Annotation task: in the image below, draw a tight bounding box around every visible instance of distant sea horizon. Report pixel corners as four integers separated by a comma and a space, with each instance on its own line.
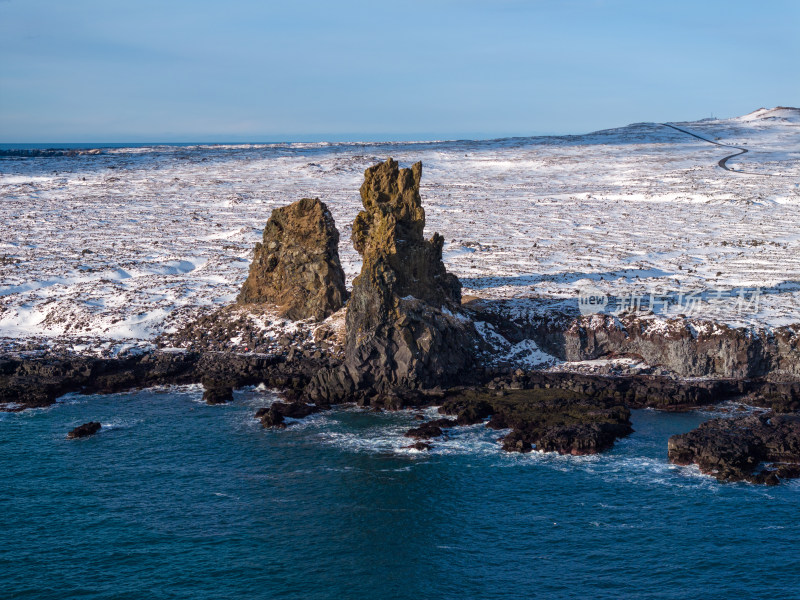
0, 122, 636, 151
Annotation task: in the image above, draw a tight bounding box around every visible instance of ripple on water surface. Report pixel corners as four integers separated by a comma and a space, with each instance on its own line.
1, 388, 799, 600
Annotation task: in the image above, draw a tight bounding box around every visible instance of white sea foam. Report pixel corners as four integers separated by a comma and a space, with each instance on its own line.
262, 406, 743, 490
101, 417, 142, 431
55, 392, 90, 405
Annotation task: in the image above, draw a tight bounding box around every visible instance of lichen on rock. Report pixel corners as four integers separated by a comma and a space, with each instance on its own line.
237, 197, 347, 322
350, 159, 461, 310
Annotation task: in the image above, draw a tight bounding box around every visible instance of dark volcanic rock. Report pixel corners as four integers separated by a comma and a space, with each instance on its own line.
561, 314, 783, 379
202, 379, 234, 405
306, 159, 479, 405
471, 369, 749, 412
237, 197, 347, 321
405, 441, 432, 451
440, 388, 633, 455
404, 418, 456, 439
0, 352, 200, 411
67, 421, 101, 439
469, 301, 800, 380
668, 412, 800, 484
256, 401, 320, 428
405, 423, 443, 439
452, 399, 493, 425
0, 349, 335, 412
2, 345, 797, 418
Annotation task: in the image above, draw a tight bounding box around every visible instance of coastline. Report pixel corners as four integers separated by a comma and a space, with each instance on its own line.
3, 332, 800, 484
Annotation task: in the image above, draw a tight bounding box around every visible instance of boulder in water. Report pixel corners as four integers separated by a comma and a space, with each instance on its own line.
67, 421, 101, 439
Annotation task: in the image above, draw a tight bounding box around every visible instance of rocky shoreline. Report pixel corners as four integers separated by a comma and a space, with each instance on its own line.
4, 158, 800, 485
668, 413, 800, 485
0, 349, 326, 411
4, 343, 800, 483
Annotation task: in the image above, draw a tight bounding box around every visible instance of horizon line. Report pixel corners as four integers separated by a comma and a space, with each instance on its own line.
2, 107, 792, 147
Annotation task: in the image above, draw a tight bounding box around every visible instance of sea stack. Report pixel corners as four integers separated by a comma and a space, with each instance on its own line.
238, 197, 347, 321
307, 159, 479, 406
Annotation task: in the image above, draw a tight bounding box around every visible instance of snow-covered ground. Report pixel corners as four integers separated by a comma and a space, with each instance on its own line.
1, 107, 799, 351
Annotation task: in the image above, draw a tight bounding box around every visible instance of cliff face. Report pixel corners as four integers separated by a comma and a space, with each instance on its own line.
237, 197, 347, 321
559, 314, 800, 379
307, 159, 479, 406
466, 299, 800, 379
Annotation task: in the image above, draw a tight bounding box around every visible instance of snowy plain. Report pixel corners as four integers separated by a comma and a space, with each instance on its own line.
1, 107, 799, 352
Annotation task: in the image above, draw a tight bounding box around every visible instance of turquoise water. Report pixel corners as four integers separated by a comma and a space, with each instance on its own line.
2, 386, 799, 600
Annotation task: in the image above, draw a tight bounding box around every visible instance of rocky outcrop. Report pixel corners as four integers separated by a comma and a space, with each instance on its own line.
668, 412, 800, 484
478, 369, 753, 411
67, 422, 101, 439
467, 300, 800, 379
439, 388, 633, 455
255, 401, 320, 428
0, 350, 328, 412
0, 352, 199, 411
404, 418, 456, 439
237, 197, 347, 321
561, 314, 800, 379
158, 303, 346, 359
405, 441, 432, 451
202, 378, 234, 405
350, 159, 461, 307
3, 344, 798, 415
306, 159, 479, 405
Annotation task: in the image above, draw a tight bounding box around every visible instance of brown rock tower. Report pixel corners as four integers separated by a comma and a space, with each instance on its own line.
238, 197, 347, 321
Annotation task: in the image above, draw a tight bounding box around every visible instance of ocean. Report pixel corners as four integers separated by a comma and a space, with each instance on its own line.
2, 386, 798, 599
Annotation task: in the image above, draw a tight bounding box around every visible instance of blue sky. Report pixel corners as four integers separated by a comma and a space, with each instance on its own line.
0, 0, 797, 142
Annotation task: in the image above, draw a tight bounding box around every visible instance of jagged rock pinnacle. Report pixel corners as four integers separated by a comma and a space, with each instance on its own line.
306, 159, 478, 406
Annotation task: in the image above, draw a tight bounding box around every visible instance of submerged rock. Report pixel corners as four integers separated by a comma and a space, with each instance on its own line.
668, 412, 800, 484
404, 418, 456, 439
67, 421, 101, 439
405, 441, 432, 451
307, 159, 479, 405
238, 197, 347, 321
